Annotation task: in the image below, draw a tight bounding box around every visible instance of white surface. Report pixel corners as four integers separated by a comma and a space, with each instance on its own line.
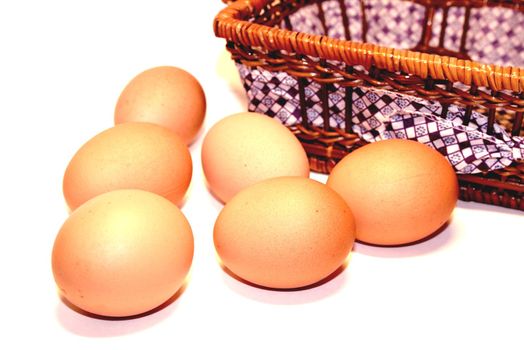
1, 1, 523, 349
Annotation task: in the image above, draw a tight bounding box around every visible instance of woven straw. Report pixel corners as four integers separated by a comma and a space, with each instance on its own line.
214, 0, 524, 210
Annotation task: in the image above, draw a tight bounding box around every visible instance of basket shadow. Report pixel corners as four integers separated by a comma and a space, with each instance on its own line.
55, 278, 189, 337
219, 257, 350, 305
456, 199, 523, 215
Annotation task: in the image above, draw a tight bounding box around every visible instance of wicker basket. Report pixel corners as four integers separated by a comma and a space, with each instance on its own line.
214, 0, 524, 211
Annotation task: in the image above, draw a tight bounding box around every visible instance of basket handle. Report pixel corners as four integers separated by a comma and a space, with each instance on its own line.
214, 0, 524, 93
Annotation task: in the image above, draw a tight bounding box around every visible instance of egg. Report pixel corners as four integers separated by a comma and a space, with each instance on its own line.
52, 189, 194, 317
201, 112, 310, 203
63, 122, 192, 211
114, 66, 206, 145
327, 139, 458, 246
214, 177, 356, 289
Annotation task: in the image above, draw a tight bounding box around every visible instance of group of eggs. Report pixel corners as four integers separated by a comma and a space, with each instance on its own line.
52, 66, 459, 318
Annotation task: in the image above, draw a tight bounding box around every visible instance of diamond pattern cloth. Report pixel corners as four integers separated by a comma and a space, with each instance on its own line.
285, 0, 524, 67
385, 110, 524, 174
352, 87, 524, 173
234, 0, 524, 174
237, 63, 524, 174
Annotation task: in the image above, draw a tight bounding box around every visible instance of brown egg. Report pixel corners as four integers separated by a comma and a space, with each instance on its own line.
63, 122, 192, 211
214, 177, 356, 289
52, 189, 194, 317
201, 112, 310, 203
114, 66, 206, 145
327, 139, 458, 246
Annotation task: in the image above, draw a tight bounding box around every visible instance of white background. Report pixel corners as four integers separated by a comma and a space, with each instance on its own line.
1, 1, 523, 349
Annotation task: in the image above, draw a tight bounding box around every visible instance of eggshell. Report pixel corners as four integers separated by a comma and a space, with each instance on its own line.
201, 112, 310, 203
52, 189, 194, 317
327, 139, 458, 246
214, 177, 356, 289
114, 66, 206, 145
63, 122, 192, 211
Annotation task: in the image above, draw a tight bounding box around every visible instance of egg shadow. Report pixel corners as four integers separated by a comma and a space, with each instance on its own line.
187, 124, 206, 152
353, 216, 455, 258
55, 278, 190, 337
220, 256, 351, 305
200, 175, 227, 212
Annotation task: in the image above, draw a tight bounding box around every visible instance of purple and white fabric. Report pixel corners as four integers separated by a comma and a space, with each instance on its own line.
234, 0, 524, 174
287, 0, 524, 67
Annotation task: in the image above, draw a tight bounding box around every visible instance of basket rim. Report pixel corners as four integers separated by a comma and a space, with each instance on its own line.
214, 0, 524, 93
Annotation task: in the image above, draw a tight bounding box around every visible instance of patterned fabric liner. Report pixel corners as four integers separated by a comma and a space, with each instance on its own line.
237, 64, 524, 174
383, 110, 524, 174
288, 0, 524, 67
234, 0, 524, 174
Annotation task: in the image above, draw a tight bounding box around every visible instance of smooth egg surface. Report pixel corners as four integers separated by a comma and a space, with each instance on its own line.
327, 139, 458, 246
214, 177, 356, 289
114, 66, 206, 145
52, 189, 194, 317
63, 122, 192, 210
201, 112, 310, 203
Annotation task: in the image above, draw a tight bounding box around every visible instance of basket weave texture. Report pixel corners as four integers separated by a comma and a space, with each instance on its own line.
214, 0, 524, 211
